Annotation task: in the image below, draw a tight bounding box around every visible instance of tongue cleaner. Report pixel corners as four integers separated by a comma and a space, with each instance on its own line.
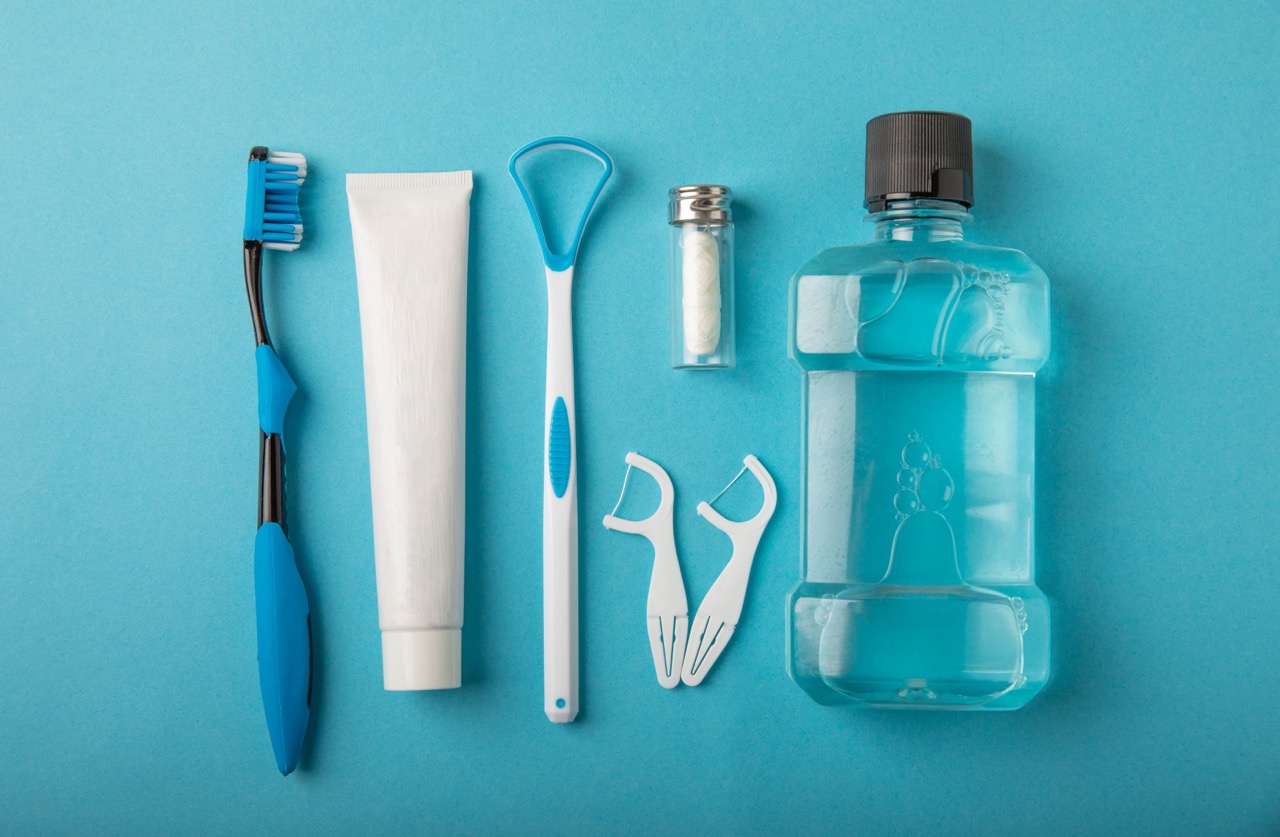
510, 137, 613, 723
602, 453, 689, 689
682, 455, 778, 686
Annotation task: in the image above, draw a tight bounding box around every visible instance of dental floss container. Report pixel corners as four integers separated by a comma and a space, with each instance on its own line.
669, 185, 735, 369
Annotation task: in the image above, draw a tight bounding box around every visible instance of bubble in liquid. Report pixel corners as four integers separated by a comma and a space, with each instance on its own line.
901, 440, 931, 469
897, 468, 916, 489
916, 467, 954, 510
894, 489, 920, 515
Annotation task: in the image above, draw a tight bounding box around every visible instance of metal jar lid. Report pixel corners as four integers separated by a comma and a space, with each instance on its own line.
668, 185, 732, 225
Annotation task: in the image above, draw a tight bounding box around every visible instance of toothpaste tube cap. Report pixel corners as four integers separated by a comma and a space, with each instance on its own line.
382, 628, 462, 690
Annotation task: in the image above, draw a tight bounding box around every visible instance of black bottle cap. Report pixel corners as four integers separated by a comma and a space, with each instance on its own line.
864, 111, 973, 212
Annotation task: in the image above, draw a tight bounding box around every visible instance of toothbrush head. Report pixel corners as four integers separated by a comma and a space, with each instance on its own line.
243, 146, 306, 250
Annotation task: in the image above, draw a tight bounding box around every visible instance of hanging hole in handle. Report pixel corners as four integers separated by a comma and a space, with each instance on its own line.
509, 137, 613, 271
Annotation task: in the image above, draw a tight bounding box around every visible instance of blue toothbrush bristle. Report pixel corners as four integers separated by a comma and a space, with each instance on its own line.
244, 150, 306, 250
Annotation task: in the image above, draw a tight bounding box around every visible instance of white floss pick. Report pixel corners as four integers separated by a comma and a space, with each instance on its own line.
681, 225, 721, 356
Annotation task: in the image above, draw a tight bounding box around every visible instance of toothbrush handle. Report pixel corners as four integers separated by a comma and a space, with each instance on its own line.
253, 511, 311, 775
252, 340, 310, 773
543, 267, 578, 723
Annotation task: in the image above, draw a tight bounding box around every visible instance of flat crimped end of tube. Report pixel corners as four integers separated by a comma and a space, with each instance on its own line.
346, 171, 473, 190
382, 629, 462, 690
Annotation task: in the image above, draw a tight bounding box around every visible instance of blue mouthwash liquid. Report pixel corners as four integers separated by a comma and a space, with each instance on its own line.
787, 112, 1050, 709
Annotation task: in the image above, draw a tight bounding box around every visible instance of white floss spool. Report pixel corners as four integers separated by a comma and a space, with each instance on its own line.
681, 225, 721, 356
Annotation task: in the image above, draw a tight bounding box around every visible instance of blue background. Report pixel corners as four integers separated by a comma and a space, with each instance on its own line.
2, 1, 1278, 833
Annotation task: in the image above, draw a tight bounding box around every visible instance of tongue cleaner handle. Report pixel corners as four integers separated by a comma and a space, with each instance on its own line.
602, 453, 690, 689
683, 455, 777, 686
543, 268, 578, 722
509, 137, 613, 723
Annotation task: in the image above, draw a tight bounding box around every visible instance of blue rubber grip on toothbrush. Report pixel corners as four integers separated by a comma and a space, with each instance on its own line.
253, 344, 309, 776
254, 522, 310, 776
256, 344, 296, 435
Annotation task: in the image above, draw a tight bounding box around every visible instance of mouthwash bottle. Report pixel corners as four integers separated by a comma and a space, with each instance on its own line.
787, 112, 1050, 709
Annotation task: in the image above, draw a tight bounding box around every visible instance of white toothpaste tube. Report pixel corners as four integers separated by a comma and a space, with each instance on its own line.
346, 171, 472, 690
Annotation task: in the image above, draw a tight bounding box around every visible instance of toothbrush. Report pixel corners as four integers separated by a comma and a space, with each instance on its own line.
509, 137, 613, 723
242, 146, 311, 774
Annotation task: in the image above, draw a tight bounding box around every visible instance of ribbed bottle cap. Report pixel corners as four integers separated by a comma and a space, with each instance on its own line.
864, 111, 973, 212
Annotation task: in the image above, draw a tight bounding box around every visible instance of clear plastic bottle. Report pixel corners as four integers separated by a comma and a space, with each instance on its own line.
787, 112, 1050, 709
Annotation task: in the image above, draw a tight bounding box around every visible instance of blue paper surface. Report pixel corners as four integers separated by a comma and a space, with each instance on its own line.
2, 1, 1278, 833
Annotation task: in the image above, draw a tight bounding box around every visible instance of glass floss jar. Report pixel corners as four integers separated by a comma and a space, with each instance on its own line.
669, 185, 735, 369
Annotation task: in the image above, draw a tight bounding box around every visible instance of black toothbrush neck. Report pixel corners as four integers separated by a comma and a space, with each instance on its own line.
243, 239, 271, 347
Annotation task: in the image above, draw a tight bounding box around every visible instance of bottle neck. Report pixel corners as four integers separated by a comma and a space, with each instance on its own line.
868, 199, 970, 242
